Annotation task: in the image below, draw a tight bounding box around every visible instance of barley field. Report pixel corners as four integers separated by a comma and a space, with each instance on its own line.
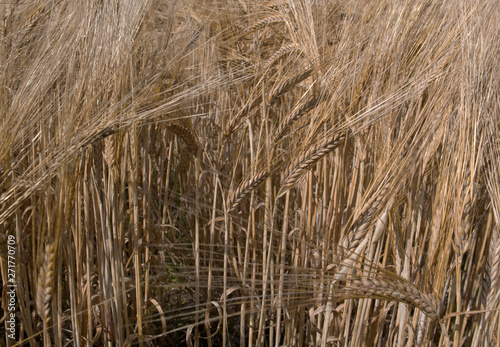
1, 0, 499, 346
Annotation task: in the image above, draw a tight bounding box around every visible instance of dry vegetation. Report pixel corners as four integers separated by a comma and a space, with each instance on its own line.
1, 0, 500, 346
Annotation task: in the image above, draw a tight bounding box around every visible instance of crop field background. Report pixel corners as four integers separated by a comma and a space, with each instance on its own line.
1, 0, 499, 346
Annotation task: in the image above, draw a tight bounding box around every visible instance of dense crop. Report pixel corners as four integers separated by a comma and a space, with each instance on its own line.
1, 1, 499, 346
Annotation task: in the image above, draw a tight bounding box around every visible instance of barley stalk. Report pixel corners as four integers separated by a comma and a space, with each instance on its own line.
21, 5, 46, 33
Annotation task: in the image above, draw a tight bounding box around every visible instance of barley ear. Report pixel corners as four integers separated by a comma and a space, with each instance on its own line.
485, 226, 500, 309
242, 15, 285, 35
228, 168, 276, 213
273, 94, 322, 143
278, 133, 345, 198
36, 242, 56, 323
103, 136, 116, 167
264, 43, 302, 71
268, 68, 313, 106
340, 182, 390, 254
347, 277, 441, 320
166, 121, 199, 155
